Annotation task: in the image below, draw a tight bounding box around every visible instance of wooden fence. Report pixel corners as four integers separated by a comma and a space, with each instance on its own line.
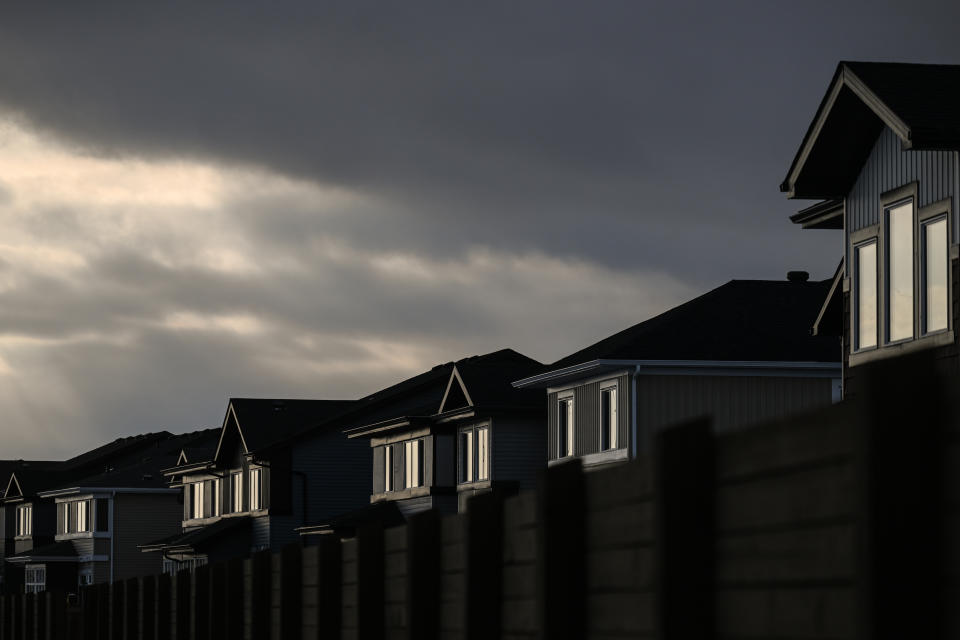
0, 351, 957, 639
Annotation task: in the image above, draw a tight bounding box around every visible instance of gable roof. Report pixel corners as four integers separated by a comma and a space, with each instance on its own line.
344, 349, 544, 438
212, 398, 355, 462
544, 278, 839, 371
782, 61, 960, 200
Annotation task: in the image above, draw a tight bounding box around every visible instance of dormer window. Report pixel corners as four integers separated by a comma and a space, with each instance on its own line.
15, 504, 32, 537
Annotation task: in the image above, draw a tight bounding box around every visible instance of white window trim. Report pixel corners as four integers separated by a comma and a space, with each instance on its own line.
404, 439, 423, 489
918, 199, 952, 337
384, 445, 393, 492
24, 564, 45, 594
248, 467, 263, 512
231, 470, 244, 513
599, 382, 619, 452
15, 504, 32, 537
852, 233, 879, 353
883, 196, 916, 345
557, 392, 575, 459
458, 423, 490, 485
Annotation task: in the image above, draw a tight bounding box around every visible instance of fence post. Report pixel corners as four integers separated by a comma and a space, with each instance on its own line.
223, 559, 243, 640
654, 417, 715, 640
140, 575, 156, 640
536, 459, 585, 640
33, 591, 45, 640
247, 550, 271, 640
156, 574, 171, 640
43, 591, 64, 640
174, 570, 192, 640
406, 509, 440, 640
356, 523, 384, 640
857, 353, 946, 640
192, 565, 210, 640
122, 578, 138, 640
313, 534, 342, 640
23, 592, 34, 640
465, 491, 505, 640
277, 544, 302, 640
207, 563, 225, 640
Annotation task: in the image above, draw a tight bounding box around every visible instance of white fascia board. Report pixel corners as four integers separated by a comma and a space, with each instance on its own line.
39, 487, 179, 499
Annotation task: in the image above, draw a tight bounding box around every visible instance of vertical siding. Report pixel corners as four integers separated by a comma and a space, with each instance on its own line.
373, 446, 385, 494
617, 373, 630, 450
635, 375, 834, 453
847, 128, 956, 232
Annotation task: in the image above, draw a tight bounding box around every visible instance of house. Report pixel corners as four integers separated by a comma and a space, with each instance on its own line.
781, 61, 960, 395
0, 460, 57, 592
142, 398, 370, 573
513, 277, 841, 467
315, 348, 545, 528
1, 430, 213, 593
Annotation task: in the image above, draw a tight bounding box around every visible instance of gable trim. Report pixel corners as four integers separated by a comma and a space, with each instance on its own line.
438, 366, 473, 414
3, 473, 23, 500
782, 63, 912, 197
813, 260, 844, 337
212, 402, 250, 463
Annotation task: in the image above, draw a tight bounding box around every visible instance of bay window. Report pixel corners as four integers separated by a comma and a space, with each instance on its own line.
15, 504, 32, 537
854, 240, 878, 350
922, 215, 949, 334
600, 385, 618, 451
885, 199, 914, 343
249, 467, 263, 511
230, 471, 243, 512
404, 439, 423, 489
557, 395, 574, 458
384, 445, 394, 492
458, 424, 489, 484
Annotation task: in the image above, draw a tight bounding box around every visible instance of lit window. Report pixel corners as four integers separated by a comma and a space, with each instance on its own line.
600, 386, 618, 451
922, 216, 948, 334
384, 445, 393, 492
558, 396, 574, 458
886, 200, 914, 342
249, 468, 263, 511
190, 483, 204, 520
231, 471, 243, 513
404, 439, 423, 489
15, 505, 32, 537
76, 500, 89, 532
477, 427, 489, 481
854, 240, 878, 350
211, 479, 221, 517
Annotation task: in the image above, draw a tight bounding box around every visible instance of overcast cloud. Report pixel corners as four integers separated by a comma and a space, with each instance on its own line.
1, 2, 959, 457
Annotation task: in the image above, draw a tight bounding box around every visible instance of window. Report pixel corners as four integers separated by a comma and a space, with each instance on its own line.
854, 240, 878, 350
404, 439, 423, 489
477, 427, 489, 481
58, 500, 92, 534
24, 565, 45, 594
885, 200, 914, 343
230, 471, 244, 513
210, 478, 221, 517
922, 216, 949, 334
15, 505, 32, 537
189, 482, 204, 520
249, 467, 262, 511
384, 445, 393, 492
600, 386, 618, 451
458, 430, 473, 483
459, 425, 489, 484
558, 396, 574, 458
78, 571, 94, 588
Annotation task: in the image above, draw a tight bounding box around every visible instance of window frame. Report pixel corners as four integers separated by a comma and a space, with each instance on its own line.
24, 564, 45, 594
248, 467, 263, 512
230, 470, 244, 513
557, 392, 575, 459
919, 200, 951, 337
599, 383, 619, 452
384, 444, 394, 492
15, 504, 32, 537
458, 423, 490, 485
851, 231, 879, 353
883, 196, 916, 345
403, 438, 423, 489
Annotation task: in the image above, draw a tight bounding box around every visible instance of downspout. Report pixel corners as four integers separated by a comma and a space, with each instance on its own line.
631, 370, 639, 459
109, 491, 115, 584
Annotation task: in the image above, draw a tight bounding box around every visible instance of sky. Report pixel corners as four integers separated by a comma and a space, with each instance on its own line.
1, 2, 959, 457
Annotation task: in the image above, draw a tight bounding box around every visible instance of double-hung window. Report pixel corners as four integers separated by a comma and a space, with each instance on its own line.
557, 394, 574, 458
24, 565, 45, 594
458, 425, 490, 484
248, 467, 263, 511
885, 199, 914, 343
59, 500, 92, 534
404, 439, 423, 489
15, 505, 32, 537
599, 385, 618, 451
189, 482, 204, 520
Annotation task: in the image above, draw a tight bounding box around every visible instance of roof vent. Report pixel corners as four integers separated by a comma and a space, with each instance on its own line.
787, 270, 809, 283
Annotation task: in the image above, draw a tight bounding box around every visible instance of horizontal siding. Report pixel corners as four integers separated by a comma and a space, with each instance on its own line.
114, 493, 181, 580
848, 127, 956, 232
489, 417, 546, 493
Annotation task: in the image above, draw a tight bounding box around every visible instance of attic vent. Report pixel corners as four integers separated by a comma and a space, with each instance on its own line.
787, 270, 810, 283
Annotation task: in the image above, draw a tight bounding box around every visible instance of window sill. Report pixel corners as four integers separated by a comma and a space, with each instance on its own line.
849, 329, 954, 367
457, 479, 492, 491
371, 485, 452, 502
54, 532, 94, 541
549, 448, 629, 468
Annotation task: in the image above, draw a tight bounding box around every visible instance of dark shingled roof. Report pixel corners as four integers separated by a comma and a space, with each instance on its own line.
228, 398, 356, 453
7, 540, 78, 561
448, 350, 544, 410
549, 279, 839, 369
139, 516, 251, 552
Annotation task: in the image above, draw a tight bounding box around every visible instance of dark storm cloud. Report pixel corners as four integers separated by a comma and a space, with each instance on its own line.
5, 2, 959, 282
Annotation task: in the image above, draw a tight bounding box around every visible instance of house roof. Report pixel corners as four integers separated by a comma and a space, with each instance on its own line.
6, 540, 79, 563
297, 501, 407, 537
343, 349, 544, 438
139, 516, 251, 553
545, 278, 839, 370
221, 398, 356, 457
782, 61, 960, 199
